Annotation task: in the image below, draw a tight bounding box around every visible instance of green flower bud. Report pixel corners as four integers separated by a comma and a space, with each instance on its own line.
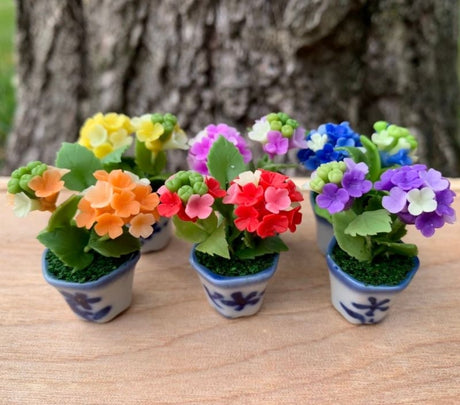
281, 125, 294, 137
189, 172, 204, 186
165, 177, 182, 192
266, 113, 278, 122
151, 113, 164, 124
7, 178, 21, 194
19, 174, 33, 193
163, 113, 177, 125
337, 161, 347, 171
277, 112, 289, 124
310, 177, 325, 193
315, 164, 331, 182
373, 121, 388, 132
178, 185, 193, 202
177, 171, 191, 185
31, 163, 47, 177
286, 119, 299, 129
270, 120, 282, 131
162, 121, 174, 135
193, 182, 208, 195
328, 169, 343, 184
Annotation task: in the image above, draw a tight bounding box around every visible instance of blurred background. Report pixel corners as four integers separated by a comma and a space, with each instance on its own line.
0, 0, 459, 176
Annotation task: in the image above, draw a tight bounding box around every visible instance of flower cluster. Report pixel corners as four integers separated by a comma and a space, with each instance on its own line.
76, 169, 160, 239
371, 121, 418, 167
297, 122, 361, 170
187, 124, 252, 175
78, 113, 134, 158
157, 170, 225, 221
131, 112, 188, 154
224, 170, 303, 238
375, 164, 455, 237
7, 162, 69, 216
310, 159, 372, 214
248, 112, 307, 159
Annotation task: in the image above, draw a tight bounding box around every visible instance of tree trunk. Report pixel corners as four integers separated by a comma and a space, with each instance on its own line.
4, 0, 460, 176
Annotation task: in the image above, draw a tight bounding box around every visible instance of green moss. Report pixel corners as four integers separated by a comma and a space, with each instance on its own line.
332, 244, 414, 286
45, 250, 133, 283
195, 250, 276, 277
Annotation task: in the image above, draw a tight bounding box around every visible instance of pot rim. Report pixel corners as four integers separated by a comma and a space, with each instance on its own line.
189, 247, 279, 288
42, 249, 140, 290
326, 237, 420, 293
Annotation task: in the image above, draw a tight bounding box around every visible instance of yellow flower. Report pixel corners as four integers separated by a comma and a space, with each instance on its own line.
131, 115, 164, 144
93, 143, 114, 158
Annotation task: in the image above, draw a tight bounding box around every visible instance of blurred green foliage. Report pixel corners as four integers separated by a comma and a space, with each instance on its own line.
0, 0, 15, 165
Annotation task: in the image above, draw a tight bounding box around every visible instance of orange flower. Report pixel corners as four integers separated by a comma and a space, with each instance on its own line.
39, 193, 59, 212
75, 198, 98, 229
28, 167, 67, 198
85, 181, 113, 209
133, 185, 160, 212
94, 213, 124, 239
129, 213, 156, 238
111, 190, 140, 217
107, 170, 136, 191
93, 170, 110, 182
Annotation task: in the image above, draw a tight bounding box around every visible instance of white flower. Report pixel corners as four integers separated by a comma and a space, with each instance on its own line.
234, 170, 262, 186
371, 130, 393, 150
306, 132, 328, 152
88, 124, 108, 147
163, 128, 189, 150
248, 120, 270, 143
109, 128, 133, 150
11, 192, 41, 217
407, 187, 437, 216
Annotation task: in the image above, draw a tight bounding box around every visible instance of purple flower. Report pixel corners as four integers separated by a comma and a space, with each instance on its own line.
289, 127, 308, 149
341, 170, 372, 198
415, 212, 445, 237
435, 189, 456, 222
188, 124, 252, 175
316, 183, 350, 214
420, 168, 449, 191
263, 131, 289, 158
374, 169, 396, 191
382, 187, 407, 213
390, 167, 425, 190
344, 158, 369, 175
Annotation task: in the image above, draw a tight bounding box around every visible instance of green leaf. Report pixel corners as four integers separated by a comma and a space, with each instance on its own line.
235, 236, 288, 259
199, 214, 218, 234
88, 230, 140, 257
360, 135, 382, 182
37, 226, 93, 270
377, 241, 418, 258
172, 216, 208, 243
101, 145, 130, 165
135, 140, 155, 174
47, 195, 81, 231
196, 222, 230, 259
345, 209, 392, 237
337, 146, 366, 164
207, 136, 247, 188
332, 211, 371, 262
55, 143, 102, 191
151, 151, 167, 176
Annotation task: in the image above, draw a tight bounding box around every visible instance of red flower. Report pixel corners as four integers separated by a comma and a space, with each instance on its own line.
234, 182, 264, 206
205, 177, 226, 198
259, 170, 288, 189
256, 214, 289, 238
283, 206, 303, 232
158, 190, 182, 217
234, 205, 260, 232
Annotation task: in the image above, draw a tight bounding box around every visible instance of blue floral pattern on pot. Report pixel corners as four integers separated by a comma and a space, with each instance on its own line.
42, 250, 140, 323
141, 217, 172, 253
326, 238, 419, 325
190, 247, 279, 318
339, 297, 391, 324
203, 285, 265, 311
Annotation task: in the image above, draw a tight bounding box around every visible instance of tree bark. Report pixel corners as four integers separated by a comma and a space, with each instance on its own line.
4, 0, 460, 176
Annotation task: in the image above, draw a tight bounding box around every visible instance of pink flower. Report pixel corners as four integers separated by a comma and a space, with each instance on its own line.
185, 194, 215, 219
264, 186, 291, 214
263, 131, 289, 158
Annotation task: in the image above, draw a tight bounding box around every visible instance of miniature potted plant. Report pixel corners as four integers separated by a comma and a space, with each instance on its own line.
309, 139, 456, 324
7, 143, 161, 323
158, 136, 304, 318
298, 121, 418, 254
78, 111, 189, 252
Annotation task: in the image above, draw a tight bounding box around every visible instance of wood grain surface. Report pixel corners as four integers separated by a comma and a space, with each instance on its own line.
1, 177, 459, 404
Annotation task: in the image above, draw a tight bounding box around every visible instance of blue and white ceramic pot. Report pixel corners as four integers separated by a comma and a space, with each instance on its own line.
310, 192, 333, 255
141, 217, 172, 253
42, 250, 140, 323
189, 247, 279, 318
326, 238, 419, 324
